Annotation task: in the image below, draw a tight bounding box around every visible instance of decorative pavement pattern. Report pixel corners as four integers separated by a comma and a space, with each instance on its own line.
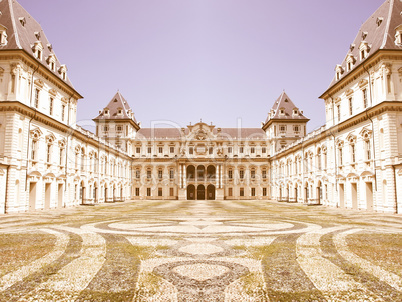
0, 199, 401, 301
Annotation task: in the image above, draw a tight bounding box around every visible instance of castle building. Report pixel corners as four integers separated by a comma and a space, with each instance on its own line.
0, 0, 401, 214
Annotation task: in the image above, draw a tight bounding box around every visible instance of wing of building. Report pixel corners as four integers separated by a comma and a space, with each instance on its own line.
0, 0, 401, 214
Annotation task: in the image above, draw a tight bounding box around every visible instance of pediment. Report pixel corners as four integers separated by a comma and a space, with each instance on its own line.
186, 122, 216, 141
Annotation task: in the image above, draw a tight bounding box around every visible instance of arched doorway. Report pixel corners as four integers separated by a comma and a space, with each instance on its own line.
207, 165, 216, 181
207, 185, 215, 200
197, 184, 205, 200
316, 181, 322, 205
187, 165, 195, 181
80, 181, 86, 205
197, 166, 205, 181
187, 185, 195, 200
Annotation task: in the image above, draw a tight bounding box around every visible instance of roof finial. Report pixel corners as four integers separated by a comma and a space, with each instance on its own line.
200, 118, 202, 123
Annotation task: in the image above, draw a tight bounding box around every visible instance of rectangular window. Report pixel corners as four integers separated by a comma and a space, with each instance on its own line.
189, 147, 193, 154
251, 147, 255, 154
280, 126, 286, 132
49, 98, 53, 115
240, 188, 244, 197
116, 126, 122, 132
169, 188, 174, 196
240, 170, 244, 179
170, 146, 175, 153
31, 140, 37, 160
146, 188, 151, 197
46, 145, 52, 162
147, 170, 151, 179
351, 144, 356, 163
136, 147, 141, 153
365, 140, 371, 160
262, 170, 267, 179
228, 147, 232, 153
135, 187, 140, 196
363, 89, 368, 108
209, 147, 213, 154
59, 148, 64, 165
34, 89, 40, 108
170, 169, 174, 179
251, 170, 255, 179
147, 147, 151, 154
337, 105, 341, 122
158, 188, 162, 197
293, 126, 299, 132
61, 104, 65, 121
158, 170, 163, 179
262, 147, 266, 153
104, 126, 109, 132
339, 148, 343, 165
228, 170, 233, 179
251, 188, 256, 196
349, 98, 353, 116
158, 147, 163, 153
240, 147, 244, 153
228, 188, 233, 196
263, 188, 267, 196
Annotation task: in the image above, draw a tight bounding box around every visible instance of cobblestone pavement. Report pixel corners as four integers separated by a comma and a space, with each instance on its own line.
0, 199, 401, 301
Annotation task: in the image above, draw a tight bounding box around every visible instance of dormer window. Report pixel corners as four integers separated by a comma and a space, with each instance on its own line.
34, 31, 41, 40
32, 41, 43, 60
361, 32, 368, 40
19, 17, 26, 27
335, 64, 344, 81
0, 25, 8, 46
279, 108, 285, 115
346, 54, 356, 71
395, 25, 402, 45
47, 54, 56, 71
293, 109, 298, 115
376, 17, 383, 27
58, 65, 67, 80
117, 108, 123, 115
359, 41, 370, 60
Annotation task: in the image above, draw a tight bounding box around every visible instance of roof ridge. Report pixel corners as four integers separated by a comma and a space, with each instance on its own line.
8, 0, 21, 49
380, 0, 394, 49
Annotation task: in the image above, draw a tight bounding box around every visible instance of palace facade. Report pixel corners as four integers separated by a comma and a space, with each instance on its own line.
0, 0, 401, 214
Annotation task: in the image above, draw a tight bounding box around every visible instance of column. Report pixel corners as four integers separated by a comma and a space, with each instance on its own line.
183, 165, 186, 188
219, 165, 223, 189
216, 165, 219, 188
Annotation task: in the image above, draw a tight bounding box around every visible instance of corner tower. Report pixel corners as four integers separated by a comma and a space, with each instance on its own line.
262, 91, 309, 154
93, 91, 140, 154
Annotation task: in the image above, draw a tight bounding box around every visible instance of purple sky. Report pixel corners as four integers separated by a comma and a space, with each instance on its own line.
18, 0, 384, 132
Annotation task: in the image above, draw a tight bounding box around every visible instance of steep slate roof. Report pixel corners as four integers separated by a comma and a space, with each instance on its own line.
137, 127, 266, 140
0, 0, 75, 88
263, 91, 309, 125
93, 91, 140, 127
326, 0, 402, 90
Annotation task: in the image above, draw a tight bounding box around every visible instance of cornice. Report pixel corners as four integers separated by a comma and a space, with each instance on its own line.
0, 101, 131, 160
319, 50, 402, 100
0, 49, 83, 99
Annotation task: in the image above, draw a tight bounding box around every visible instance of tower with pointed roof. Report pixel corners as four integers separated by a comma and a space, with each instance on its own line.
262, 92, 309, 154
93, 92, 140, 154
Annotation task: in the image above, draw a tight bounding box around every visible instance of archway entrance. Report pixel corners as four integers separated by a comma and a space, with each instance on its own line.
80, 181, 86, 205
316, 181, 322, 205
197, 185, 205, 200
187, 185, 195, 200
207, 185, 215, 200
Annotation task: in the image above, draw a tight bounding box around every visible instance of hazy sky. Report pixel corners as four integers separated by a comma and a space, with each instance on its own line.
18, 0, 384, 132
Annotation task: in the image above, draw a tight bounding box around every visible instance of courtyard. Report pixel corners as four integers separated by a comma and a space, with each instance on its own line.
0, 199, 401, 302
